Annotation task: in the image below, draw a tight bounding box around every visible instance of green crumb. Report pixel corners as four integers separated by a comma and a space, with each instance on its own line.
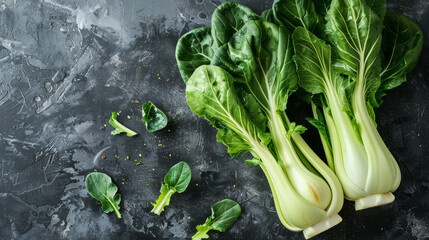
186, 147, 190, 151
127, 156, 130, 160
136, 162, 141, 165
104, 124, 107, 127
158, 144, 163, 147
139, 154, 142, 157
122, 182, 125, 185
127, 115, 131, 119
147, 183, 150, 187
210, 161, 212, 163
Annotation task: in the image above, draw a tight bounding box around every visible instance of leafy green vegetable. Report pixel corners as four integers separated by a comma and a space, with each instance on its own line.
85, 172, 122, 218
176, 1, 260, 83
284, 0, 422, 210
176, 27, 214, 83
211, 1, 261, 49
141, 102, 168, 132
192, 199, 241, 240
151, 161, 191, 215
109, 112, 138, 137
272, 0, 321, 33
377, 11, 423, 104
178, 2, 344, 237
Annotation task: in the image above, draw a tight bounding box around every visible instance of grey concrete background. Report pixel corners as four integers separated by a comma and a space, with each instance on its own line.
0, 0, 428, 239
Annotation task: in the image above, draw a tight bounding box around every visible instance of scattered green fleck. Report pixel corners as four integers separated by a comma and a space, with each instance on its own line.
104, 124, 107, 127
139, 154, 142, 157
127, 115, 131, 119
186, 147, 190, 151
122, 182, 125, 185
158, 144, 163, 147
127, 156, 129, 160
147, 183, 150, 187
136, 162, 141, 165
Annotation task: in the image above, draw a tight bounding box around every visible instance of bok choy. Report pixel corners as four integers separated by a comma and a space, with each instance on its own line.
272, 0, 423, 210
177, 2, 343, 238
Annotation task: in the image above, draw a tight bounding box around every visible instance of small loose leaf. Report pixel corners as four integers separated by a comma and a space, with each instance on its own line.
192, 199, 241, 240
85, 172, 122, 218
287, 122, 307, 138
141, 102, 168, 132
109, 112, 138, 137
151, 162, 191, 215
245, 158, 262, 166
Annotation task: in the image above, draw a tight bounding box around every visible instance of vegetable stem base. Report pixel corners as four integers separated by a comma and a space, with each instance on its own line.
355, 192, 395, 211
303, 214, 342, 239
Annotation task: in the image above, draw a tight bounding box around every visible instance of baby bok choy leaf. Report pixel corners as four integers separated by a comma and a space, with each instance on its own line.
151, 161, 191, 215
109, 112, 138, 137
141, 102, 168, 132
192, 199, 241, 240
85, 172, 122, 218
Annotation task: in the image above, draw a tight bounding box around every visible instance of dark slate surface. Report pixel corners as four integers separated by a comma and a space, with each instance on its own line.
0, 0, 428, 239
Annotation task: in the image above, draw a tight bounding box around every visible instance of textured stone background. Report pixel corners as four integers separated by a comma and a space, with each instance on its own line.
0, 0, 428, 239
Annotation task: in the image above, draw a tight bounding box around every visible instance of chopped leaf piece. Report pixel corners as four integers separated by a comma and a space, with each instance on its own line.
109, 112, 138, 137
151, 162, 191, 215
85, 172, 122, 218
142, 102, 168, 132
192, 199, 241, 240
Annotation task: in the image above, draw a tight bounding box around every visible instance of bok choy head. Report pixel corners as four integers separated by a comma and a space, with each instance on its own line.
273, 0, 423, 210
177, 2, 344, 238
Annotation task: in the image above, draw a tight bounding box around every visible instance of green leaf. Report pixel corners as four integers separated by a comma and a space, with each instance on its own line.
377, 11, 423, 103
217, 20, 297, 112
327, 0, 383, 100
211, 1, 261, 49
192, 199, 241, 240
151, 162, 191, 215
292, 27, 334, 94
164, 161, 192, 193
186, 65, 267, 156
245, 158, 262, 166
109, 112, 138, 137
313, 0, 332, 17
287, 122, 307, 138
85, 172, 122, 218
365, 0, 386, 19
272, 0, 324, 36
176, 27, 214, 83
141, 102, 168, 132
